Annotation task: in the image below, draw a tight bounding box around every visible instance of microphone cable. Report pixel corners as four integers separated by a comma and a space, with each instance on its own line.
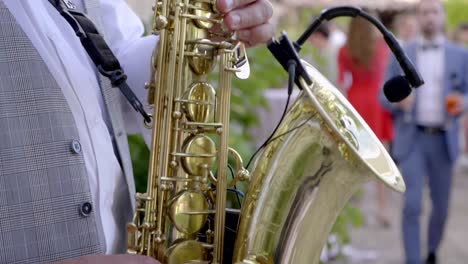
245, 60, 296, 170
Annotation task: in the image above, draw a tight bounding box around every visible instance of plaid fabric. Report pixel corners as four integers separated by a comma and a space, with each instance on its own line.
0, 1, 109, 262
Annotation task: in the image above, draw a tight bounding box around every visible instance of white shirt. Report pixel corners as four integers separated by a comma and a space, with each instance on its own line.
3, 0, 157, 253
416, 35, 446, 126
329, 29, 346, 49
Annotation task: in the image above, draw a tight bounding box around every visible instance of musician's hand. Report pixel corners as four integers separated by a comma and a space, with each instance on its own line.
52, 255, 160, 264
217, 0, 275, 47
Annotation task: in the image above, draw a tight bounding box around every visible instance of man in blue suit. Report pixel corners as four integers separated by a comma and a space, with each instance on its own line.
380, 0, 468, 263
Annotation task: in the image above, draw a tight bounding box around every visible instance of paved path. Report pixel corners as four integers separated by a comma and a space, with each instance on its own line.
331, 159, 468, 264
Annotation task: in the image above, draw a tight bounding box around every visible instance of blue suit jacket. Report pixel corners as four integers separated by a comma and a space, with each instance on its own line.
380, 41, 468, 162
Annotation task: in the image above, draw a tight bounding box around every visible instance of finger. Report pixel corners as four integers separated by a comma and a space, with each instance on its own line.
238, 22, 275, 47
216, 0, 256, 13
224, 0, 273, 31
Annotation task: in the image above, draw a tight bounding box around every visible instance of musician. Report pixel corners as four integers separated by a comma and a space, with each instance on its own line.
0, 0, 273, 263
381, 0, 468, 263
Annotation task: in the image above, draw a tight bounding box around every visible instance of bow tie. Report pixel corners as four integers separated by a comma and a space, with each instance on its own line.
421, 43, 440, 51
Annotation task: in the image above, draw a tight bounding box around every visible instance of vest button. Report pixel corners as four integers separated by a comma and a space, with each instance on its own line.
79, 202, 93, 217
71, 140, 82, 154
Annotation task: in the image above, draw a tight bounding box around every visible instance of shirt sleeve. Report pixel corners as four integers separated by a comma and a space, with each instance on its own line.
99, 0, 158, 146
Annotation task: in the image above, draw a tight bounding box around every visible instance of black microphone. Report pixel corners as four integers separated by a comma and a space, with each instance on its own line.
384, 76, 412, 103
383, 33, 424, 89
292, 6, 424, 102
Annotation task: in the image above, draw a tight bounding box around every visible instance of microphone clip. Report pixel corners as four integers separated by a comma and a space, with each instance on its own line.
268, 32, 312, 89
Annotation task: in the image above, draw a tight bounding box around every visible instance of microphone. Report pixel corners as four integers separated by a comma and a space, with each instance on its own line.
291, 6, 424, 102
382, 33, 424, 90
383, 76, 412, 103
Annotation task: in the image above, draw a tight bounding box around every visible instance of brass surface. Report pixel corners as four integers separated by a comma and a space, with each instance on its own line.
168, 191, 209, 234
182, 81, 216, 122
301, 62, 404, 190
128, 0, 246, 262
191, 2, 215, 29
187, 39, 216, 75
181, 134, 217, 176
165, 240, 206, 264
233, 61, 404, 264
212, 49, 234, 264
227, 147, 250, 187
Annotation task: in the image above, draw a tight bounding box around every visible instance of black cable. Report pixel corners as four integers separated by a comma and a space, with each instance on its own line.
287, 60, 296, 96
265, 115, 315, 146
229, 188, 245, 198
293, 6, 423, 89
227, 164, 242, 207
208, 216, 238, 234
296, 6, 362, 49
246, 60, 296, 170
212, 164, 243, 208
227, 163, 235, 179
245, 112, 315, 171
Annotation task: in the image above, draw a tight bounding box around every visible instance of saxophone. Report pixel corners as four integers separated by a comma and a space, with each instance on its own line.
127, 1, 406, 264
127, 0, 249, 263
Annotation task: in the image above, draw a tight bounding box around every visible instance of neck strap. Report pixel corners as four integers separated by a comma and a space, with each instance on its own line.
48, 0, 151, 123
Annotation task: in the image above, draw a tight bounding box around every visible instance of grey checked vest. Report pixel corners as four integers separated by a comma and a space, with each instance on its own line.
0, 1, 136, 263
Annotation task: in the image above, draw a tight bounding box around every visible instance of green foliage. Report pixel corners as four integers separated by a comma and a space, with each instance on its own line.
229, 46, 286, 161
128, 135, 149, 194
331, 202, 364, 245
445, 0, 468, 30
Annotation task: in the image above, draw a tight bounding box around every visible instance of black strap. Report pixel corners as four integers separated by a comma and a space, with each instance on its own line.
48, 0, 151, 123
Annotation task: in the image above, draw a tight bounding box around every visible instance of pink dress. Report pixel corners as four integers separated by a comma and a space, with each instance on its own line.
338, 39, 394, 141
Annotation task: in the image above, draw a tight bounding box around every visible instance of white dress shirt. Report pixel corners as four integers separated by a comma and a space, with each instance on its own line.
3, 0, 157, 253
416, 35, 446, 126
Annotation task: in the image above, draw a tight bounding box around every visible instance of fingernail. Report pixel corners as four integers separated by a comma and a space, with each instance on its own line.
230, 14, 240, 29
224, 0, 234, 11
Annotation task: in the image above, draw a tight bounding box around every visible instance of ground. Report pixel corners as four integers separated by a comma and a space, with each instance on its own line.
330, 158, 468, 264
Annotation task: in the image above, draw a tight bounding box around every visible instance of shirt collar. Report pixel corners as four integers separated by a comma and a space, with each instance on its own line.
417, 34, 445, 50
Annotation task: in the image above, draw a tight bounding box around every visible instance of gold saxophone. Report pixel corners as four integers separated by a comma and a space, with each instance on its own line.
127, 1, 406, 264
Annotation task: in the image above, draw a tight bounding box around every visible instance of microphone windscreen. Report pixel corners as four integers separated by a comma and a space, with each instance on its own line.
384, 76, 412, 103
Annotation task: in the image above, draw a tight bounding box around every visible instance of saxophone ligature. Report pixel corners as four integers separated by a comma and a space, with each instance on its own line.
128, 3, 414, 264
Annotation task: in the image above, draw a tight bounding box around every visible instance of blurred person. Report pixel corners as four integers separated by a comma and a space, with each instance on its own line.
380, 0, 468, 263
329, 22, 347, 48
394, 12, 420, 44
338, 15, 394, 228
307, 23, 340, 85
0, 0, 274, 263
452, 23, 468, 158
